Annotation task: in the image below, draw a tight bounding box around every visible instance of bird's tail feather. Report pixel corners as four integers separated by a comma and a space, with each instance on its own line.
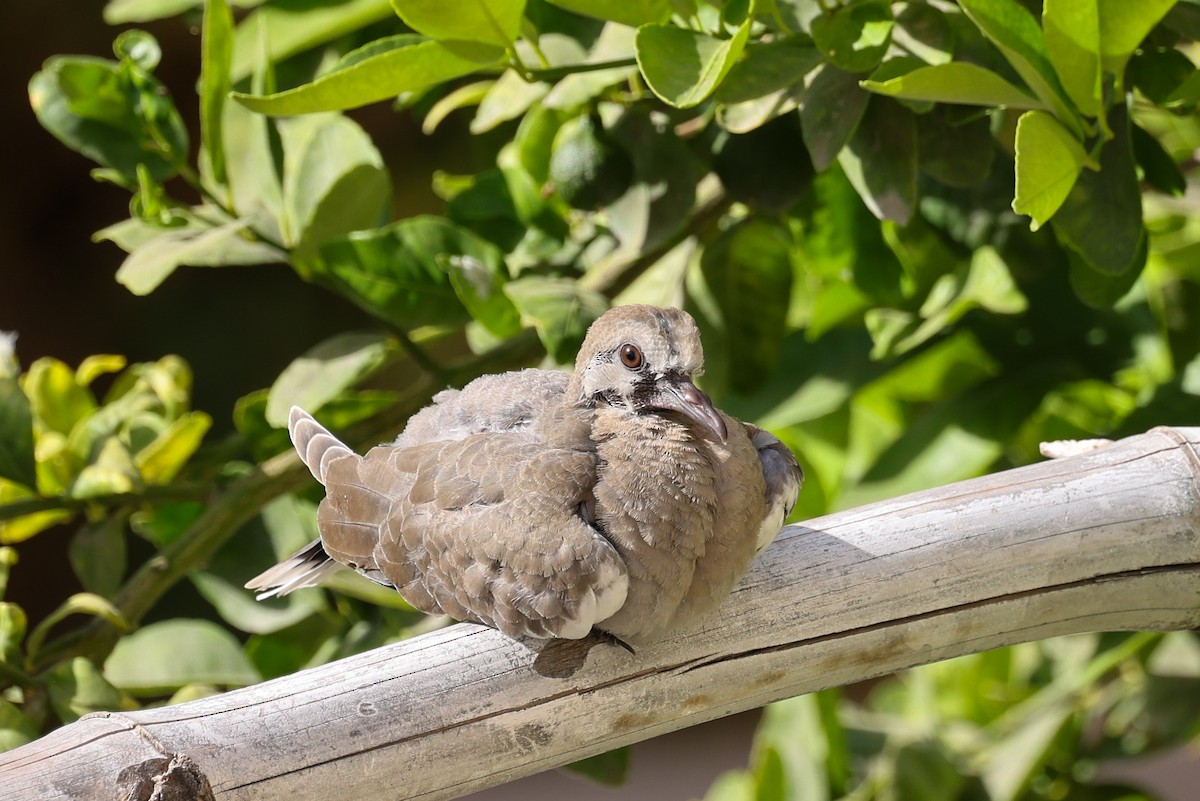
244, 538, 343, 599
289, 405, 354, 485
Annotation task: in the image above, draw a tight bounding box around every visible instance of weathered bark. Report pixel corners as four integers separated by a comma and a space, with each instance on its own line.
2, 427, 1198, 801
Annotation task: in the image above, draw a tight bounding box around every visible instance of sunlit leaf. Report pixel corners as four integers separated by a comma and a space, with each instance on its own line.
1042, 0, 1101, 117
861, 62, 1041, 108
232, 36, 505, 115
278, 114, 391, 266
1012, 110, 1089, 231
391, 0, 526, 47
545, 0, 670, 27
319, 216, 496, 328
104, 618, 261, 695
957, 0, 1080, 135
266, 332, 393, 427
230, 0, 394, 81
503, 277, 608, 364
636, 20, 751, 108
810, 0, 894, 74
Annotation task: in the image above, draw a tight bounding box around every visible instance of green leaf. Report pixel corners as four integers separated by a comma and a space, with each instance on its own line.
604, 110, 701, 261
0, 698, 38, 753
635, 20, 751, 108
391, 0, 526, 47
69, 517, 128, 598
957, 0, 1079, 136
1097, 0, 1177, 74
104, 619, 261, 695
700, 218, 794, 394
0, 598, 27, 659
319, 216, 489, 328
232, 36, 505, 115
1012, 110, 1089, 231
861, 62, 1042, 108
892, 1, 954, 65
839, 97, 917, 224
422, 79, 493, 134
76, 355, 127, 388
230, 0, 395, 82
916, 107, 995, 189
45, 657, 128, 724
1067, 232, 1146, 309
266, 332, 393, 427
446, 251, 523, 338
0, 378, 35, 490
471, 71, 549, 134
564, 746, 631, 785
201, 0, 235, 186
799, 65, 871, 171
24, 358, 96, 436
503, 277, 608, 364
980, 701, 1074, 801
1051, 103, 1143, 275
1131, 122, 1186, 197
1042, 0, 1101, 117
893, 741, 965, 801
111, 217, 279, 295
71, 437, 143, 499
712, 114, 813, 213
1129, 47, 1198, 106
29, 56, 187, 183
545, 0, 670, 27
104, 0, 205, 23
810, 0, 895, 73
0, 481, 73, 544
27, 593, 128, 664
134, 411, 212, 483
278, 114, 391, 266
0, 548, 16, 601
715, 36, 822, 105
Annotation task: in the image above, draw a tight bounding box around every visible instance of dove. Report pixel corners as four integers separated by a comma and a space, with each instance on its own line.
247, 305, 801, 644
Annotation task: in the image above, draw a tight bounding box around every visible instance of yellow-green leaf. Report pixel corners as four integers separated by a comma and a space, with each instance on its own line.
1012, 110, 1090, 231
133, 411, 211, 484
862, 62, 1043, 109
232, 36, 505, 116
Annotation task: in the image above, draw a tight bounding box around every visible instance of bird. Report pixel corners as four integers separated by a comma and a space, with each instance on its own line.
246, 304, 801, 645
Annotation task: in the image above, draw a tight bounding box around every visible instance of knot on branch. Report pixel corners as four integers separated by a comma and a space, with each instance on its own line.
117, 753, 214, 801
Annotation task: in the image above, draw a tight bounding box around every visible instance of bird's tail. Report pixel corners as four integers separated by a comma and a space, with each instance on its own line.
244, 538, 342, 599
289, 405, 354, 485
244, 407, 356, 600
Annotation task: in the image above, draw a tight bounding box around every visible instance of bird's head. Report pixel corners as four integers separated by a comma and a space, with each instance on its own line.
568, 305, 727, 442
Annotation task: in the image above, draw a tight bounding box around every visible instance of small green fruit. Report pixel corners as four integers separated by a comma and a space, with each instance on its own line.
547, 114, 634, 211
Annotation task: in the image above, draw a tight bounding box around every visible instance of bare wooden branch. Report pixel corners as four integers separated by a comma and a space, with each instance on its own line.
3, 426, 1199, 801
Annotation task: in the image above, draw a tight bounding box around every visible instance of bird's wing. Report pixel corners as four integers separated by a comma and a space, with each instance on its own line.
318, 429, 629, 639
395, 369, 570, 446
744, 423, 803, 552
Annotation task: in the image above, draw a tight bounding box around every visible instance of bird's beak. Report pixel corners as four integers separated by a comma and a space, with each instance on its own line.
649, 377, 728, 442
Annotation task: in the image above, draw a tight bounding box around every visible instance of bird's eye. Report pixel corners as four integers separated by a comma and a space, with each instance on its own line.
618, 343, 644, 370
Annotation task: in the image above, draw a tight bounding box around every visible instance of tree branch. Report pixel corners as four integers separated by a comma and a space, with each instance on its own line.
5, 426, 1199, 800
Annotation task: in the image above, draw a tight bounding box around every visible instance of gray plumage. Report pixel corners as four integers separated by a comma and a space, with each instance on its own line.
247, 305, 802, 644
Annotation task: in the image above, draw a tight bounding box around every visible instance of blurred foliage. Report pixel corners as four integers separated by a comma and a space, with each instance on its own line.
5, 0, 1200, 797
